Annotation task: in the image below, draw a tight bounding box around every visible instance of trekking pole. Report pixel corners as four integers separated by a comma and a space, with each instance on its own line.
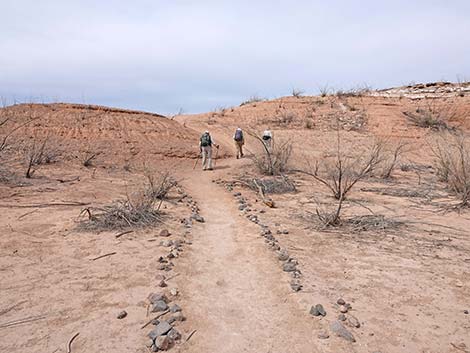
213, 145, 220, 167
192, 148, 201, 170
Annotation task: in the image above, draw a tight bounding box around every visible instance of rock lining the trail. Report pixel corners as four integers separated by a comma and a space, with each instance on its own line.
142, 187, 194, 351
330, 320, 356, 342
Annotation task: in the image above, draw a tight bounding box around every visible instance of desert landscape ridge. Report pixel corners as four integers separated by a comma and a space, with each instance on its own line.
1, 82, 470, 353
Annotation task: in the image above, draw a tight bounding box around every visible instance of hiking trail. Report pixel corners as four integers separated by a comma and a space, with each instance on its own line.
177, 162, 319, 353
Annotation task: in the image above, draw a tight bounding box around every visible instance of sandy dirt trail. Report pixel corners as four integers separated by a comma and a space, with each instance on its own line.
176, 164, 319, 353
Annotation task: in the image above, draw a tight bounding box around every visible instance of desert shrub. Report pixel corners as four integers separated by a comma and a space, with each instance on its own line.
319, 85, 330, 97
247, 132, 292, 176
295, 130, 383, 226
292, 88, 304, 98
376, 139, 410, 179
240, 95, 264, 107
404, 100, 455, 130
144, 170, 177, 200
431, 132, 470, 206
278, 110, 297, 125
79, 172, 175, 230
238, 175, 296, 194
23, 136, 60, 178
305, 119, 314, 129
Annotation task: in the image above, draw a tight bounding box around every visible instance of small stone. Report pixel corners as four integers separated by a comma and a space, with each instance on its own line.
170, 288, 179, 297
290, 281, 302, 292
310, 306, 320, 316
170, 304, 182, 313
239, 205, 246, 211
167, 328, 182, 341
158, 279, 167, 288
464, 310, 469, 314
318, 331, 330, 339
148, 321, 172, 340
282, 230, 289, 234
161, 240, 173, 247
277, 249, 289, 261
347, 315, 361, 328
172, 311, 186, 322
191, 214, 205, 223
339, 305, 349, 313
151, 344, 158, 352
330, 321, 356, 342
155, 274, 166, 281
145, 339, 154, 348
316, 304, 327, 317
283, 262, 296, 272
233, 192, 241, 197
117, 310, 127, 319
155, 335, 173, 351
338, 313, 346, 321
159, 229, 171, 237
337, 298, 346, 305
151, 300, 169, 312
148, 293, 168, 304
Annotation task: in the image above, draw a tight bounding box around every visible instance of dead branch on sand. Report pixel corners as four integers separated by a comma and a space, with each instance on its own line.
91, 252, 117, 261
67, 332, 80, 353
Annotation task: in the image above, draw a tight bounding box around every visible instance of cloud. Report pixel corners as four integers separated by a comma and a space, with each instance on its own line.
1, 0, 469, 113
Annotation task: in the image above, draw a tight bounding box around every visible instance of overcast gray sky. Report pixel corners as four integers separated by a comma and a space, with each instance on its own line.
1, 1, 469, 114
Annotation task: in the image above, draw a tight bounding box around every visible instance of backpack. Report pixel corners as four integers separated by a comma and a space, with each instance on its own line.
200, 133, 212, 147
234, 130, 243, 142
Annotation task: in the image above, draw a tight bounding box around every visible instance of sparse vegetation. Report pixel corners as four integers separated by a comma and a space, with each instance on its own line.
247, 132, 293, 176
376, 139, 411, 179
296, 128, 383, 226
404, 100, 456, 130
319, 85, 330, 97
292, 88, 304, 98
238, 175, 296, 194
79, 171, 176, 231
23, 136, 59, 178
431, 131, 470, 207
240, 95, 264, 107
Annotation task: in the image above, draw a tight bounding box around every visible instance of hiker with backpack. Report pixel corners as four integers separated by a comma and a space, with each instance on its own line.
199, 130, 219, 171
262, 128, 273, 151
233, 127, 244, 159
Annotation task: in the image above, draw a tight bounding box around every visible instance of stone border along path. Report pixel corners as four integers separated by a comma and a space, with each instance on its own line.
175, 173, 318, 353
215, 179, 304, 293
141, 184, 205, 352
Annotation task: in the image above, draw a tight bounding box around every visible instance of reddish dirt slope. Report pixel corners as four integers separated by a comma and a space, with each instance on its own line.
1, 103, 200, 166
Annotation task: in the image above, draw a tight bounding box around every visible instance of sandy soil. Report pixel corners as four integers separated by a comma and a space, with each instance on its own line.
1, 87, 470, 353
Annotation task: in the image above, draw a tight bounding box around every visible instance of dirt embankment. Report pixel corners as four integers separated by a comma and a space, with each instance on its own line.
0, 103, 201, 167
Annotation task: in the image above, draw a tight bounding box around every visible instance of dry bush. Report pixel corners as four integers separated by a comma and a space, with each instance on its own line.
296, 129, 383, 226
79, 171, 176, 231
404, 100, 456, 130
23, 136, 60, 178
247, 132, 293, 176
238, 175, 296, 194
431, 132, 470, 206
144, 170, 177, 199
82, 152, 97, 167
319, 85, 330, 97
277, 110, 297, 125
240, 95, 264, 107
376, 139, 411, 179
292, 88, 304, 98
346, 214, 403, 233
